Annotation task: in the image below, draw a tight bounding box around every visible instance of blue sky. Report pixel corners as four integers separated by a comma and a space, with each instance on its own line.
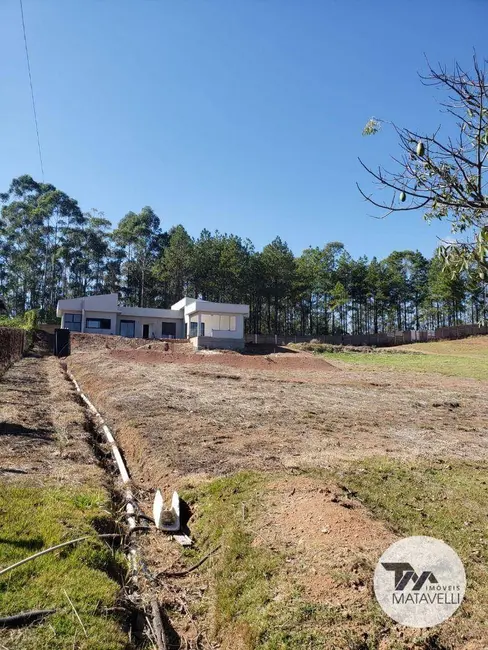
1, 0, 487, 260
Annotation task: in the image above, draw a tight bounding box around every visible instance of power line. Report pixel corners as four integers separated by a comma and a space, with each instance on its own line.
19, 0, 44, 180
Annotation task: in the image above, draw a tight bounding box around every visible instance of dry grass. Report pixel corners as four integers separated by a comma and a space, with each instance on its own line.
68, 348, 488, 495
396, 334, 488, 357
0, 354, 102, 485
64, 335, 488, 649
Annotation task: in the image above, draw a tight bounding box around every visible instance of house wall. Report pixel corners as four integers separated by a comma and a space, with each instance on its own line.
60, 309, 185, 339
118, 315, 183, 339
57, 294, 118, 316
191, 336, 246, 351
120, 306, 183, 319
185, 301, 249, 316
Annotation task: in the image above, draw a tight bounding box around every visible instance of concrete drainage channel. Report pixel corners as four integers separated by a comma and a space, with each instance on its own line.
65, 366, 183, 650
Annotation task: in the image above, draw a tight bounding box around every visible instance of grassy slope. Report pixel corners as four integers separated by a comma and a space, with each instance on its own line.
182, 470, 488, 650
321, 336, 488, 381
339, 458, 488, 647
401, 336, 488, 357
0, 485, 127, 650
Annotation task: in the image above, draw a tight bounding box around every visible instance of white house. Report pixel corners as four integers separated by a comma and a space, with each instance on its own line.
56, 294, 249, 350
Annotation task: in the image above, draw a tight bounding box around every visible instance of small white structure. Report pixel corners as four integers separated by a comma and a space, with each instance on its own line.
56, 293, 249, 350
153, 489, 180, 532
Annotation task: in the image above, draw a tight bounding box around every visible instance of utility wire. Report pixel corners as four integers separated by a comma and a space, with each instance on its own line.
19, 0, 44, 180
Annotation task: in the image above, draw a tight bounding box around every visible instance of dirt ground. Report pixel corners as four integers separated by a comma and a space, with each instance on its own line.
257, 475, 397, 603
67, 342, 488, 495
61, 335, 488, 648
6, 333, 486, 648
0, 348, 102, 486
110, 347, 338, 371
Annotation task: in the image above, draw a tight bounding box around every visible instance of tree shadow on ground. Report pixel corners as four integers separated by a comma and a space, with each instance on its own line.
243, 344, 298, 355
0, 537, 45, 551
0, 422, 52, 440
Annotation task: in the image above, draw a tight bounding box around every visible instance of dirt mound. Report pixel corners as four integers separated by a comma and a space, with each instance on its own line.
71, 332, 194, 354
259, 476, 396, 605
108, 348, 337, 371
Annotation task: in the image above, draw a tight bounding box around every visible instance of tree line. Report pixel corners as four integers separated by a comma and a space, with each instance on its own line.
0, 175, 486, 335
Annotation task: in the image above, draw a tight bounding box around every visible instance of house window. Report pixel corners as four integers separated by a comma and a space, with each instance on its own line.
161, 322, 176, 339
219, 315, 230, 331
217, 315, 237, 331
64, 313, 81, 332
189, 321, 205, 337
86, 318, 111, 330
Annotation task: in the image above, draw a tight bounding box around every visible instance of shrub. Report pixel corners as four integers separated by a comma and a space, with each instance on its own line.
24, 308, 39, 330
0, 310, 39, 370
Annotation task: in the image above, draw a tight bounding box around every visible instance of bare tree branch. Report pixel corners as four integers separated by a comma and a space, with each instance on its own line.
359, 56, 488, 274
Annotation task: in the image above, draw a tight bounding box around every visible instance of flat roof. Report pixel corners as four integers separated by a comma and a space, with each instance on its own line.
57, 294, 249, 318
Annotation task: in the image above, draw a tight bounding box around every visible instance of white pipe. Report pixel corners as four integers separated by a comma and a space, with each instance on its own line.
66, 370, 138, 575
66, 368, 175, 642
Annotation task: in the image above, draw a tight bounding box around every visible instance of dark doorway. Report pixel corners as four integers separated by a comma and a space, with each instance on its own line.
143, 324, 150, 339
54, 328, 70, 357
161, 322, 176, 339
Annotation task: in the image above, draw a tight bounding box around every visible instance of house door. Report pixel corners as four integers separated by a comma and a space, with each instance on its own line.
120, 320, 135, 338
143, 324, 150, 339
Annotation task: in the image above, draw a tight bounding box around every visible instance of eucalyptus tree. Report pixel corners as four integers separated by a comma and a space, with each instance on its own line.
0, 175, 83, 316
112, 206, 161, 307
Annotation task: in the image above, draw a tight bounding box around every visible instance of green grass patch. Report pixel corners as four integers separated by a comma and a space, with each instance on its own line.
321, 350, 488, 380
182, 472, 280, 647
338, 458, 488, 646
0, 484, 128, 649
180, 473, 417, 650
181, 465, 488, 649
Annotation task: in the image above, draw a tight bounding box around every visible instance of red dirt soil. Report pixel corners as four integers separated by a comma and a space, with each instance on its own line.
108, 348, 337, 371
